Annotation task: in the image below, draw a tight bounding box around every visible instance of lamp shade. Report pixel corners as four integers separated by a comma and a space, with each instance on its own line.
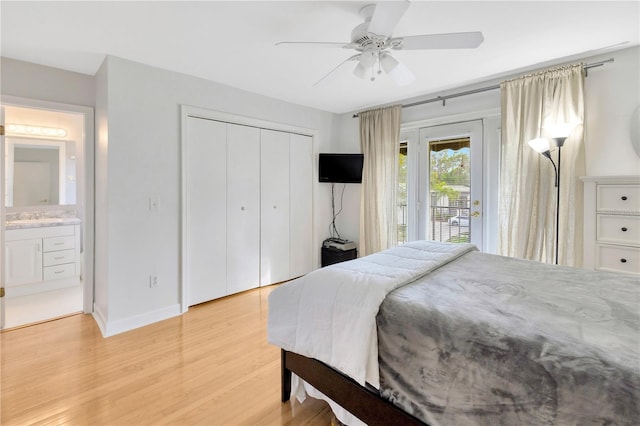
353, 50, 377, 79
528, 137, 551, 154
380, 53, 415, 86
380, 52, 399, 73
353, 62, 368, 79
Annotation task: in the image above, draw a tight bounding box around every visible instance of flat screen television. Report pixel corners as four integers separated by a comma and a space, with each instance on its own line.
319, 153, 364, 183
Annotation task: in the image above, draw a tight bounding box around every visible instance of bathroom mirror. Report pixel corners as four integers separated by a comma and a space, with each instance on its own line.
4, 137, 77, 208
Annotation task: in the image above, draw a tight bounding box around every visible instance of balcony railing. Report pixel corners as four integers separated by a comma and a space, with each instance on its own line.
430, 204, 470, 243
397, 203, 470, 245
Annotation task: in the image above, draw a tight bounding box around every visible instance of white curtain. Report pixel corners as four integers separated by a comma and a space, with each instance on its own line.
359, 105, 402, 256
498, 64, 585, 266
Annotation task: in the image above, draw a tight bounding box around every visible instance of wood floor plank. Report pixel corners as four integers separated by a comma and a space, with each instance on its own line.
1, 285, 336, 425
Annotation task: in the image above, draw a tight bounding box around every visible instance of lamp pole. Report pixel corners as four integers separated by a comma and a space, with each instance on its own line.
532, 142, 560, 265
552, 137, 566, 265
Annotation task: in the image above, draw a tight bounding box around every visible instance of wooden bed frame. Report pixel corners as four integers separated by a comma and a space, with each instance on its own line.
281, 349, 427, 426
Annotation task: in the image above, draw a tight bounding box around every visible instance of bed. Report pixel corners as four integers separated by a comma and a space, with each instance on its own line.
268, 241, 640, 426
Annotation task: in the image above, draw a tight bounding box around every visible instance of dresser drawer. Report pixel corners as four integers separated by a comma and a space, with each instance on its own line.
43, 236, 75, 252
596, 244, 640, 275
597, 184, 640, 212
43, 262, 77, 280
43, 249, 76, 267
597, 215, 640, 245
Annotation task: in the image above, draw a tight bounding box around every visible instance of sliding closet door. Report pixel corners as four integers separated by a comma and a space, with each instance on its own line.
260, 129, 290, 285
185, 117, 227, 305
290, 134, 313, 278
226, 123, 261, 294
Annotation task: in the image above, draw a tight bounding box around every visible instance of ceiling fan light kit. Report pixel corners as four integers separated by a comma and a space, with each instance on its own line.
276, 1, 484, 87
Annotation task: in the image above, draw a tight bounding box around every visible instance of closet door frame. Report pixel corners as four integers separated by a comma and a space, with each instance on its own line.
180, 105, 318, 313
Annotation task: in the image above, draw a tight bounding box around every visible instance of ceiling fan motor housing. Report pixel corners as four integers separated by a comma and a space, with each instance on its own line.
352, 4, 389, 49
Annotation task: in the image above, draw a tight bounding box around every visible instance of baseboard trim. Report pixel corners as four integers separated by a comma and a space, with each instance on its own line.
92, 303, 181, 337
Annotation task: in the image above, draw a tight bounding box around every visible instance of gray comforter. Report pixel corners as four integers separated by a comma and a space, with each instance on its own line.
377, 251, 640, 426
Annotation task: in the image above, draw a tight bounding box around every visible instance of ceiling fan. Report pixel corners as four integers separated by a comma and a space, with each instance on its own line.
276, 1, 484, 87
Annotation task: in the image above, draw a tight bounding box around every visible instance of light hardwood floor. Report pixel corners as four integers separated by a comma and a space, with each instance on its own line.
1, 285, 337, 425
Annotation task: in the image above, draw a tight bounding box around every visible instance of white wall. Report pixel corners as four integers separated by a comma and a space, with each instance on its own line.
331, 46, 640, 249
584, 47, 640, 175
94, 55, 336, 335
1, 57, 95, 107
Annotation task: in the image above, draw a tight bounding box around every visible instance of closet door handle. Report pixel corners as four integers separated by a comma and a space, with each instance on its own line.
621, 227, 628, 232
620, 258, 627, 263
621, 196, 628, 201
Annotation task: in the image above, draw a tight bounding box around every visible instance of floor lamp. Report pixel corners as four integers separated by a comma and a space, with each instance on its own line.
528, 133, 570, 265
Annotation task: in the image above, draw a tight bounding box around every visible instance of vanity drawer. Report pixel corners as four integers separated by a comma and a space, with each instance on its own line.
597, 215, 640, 245
43, 262, 77, 280
597, 184, 640, 212
43, 249, 76, 267
43, 236, 75, 252
596, 244, 640, 275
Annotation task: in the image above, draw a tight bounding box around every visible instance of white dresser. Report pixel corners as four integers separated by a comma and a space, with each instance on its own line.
582, 176, 640, 275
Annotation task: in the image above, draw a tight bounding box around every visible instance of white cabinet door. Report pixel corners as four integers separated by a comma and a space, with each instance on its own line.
290, 134, 314, 278
5, 238, 42, 286
185, 117, 228, 305
227, 123, 260, 294
260, 129, 290, 285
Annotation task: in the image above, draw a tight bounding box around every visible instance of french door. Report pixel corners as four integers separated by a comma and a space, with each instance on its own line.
400, 120, 484, 248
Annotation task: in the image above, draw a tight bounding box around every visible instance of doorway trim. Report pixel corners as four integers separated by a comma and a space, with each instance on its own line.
1, 95, 95, 315
401, 108, 501, 252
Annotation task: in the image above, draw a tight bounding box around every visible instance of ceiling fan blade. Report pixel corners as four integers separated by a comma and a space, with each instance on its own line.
313, 54, 360, 87
367, 1, 410, 36
397, 32, 484, 50
276, 41, 356, 49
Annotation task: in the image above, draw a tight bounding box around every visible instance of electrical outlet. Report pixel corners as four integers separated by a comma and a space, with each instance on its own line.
149, 275, 159, 288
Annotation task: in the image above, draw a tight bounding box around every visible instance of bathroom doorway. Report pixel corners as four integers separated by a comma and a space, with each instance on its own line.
1, 96, 94, 329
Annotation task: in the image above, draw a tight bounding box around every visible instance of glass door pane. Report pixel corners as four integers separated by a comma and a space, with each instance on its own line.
429, 137, 470, 243
418, 120, 484, 248
397, 140, 408, 244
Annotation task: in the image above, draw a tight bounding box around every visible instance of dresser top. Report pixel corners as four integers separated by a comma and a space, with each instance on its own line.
580, 175, 640, 184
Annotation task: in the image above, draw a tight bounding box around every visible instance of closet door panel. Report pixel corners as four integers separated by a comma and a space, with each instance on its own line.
227, 123, 261, 294
185, 117, 227, 305
290, 134, 314, 277
260, 129, 290, 285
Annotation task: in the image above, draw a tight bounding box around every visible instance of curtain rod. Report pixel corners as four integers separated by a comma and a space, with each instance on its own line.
352, 58, 614, 118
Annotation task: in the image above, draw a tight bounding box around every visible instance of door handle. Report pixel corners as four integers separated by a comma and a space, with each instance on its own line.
471, 211, 480, 217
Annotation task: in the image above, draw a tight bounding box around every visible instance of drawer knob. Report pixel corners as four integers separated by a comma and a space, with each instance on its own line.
621, 196, 628, 201
622, 227, 628, 232
621, 258, 627, 263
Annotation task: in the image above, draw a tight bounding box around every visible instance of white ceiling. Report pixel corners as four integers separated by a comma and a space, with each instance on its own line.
1, 1, 638, 114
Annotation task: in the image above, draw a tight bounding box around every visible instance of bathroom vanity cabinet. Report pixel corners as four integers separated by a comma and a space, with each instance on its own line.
5, 224, 81, 297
